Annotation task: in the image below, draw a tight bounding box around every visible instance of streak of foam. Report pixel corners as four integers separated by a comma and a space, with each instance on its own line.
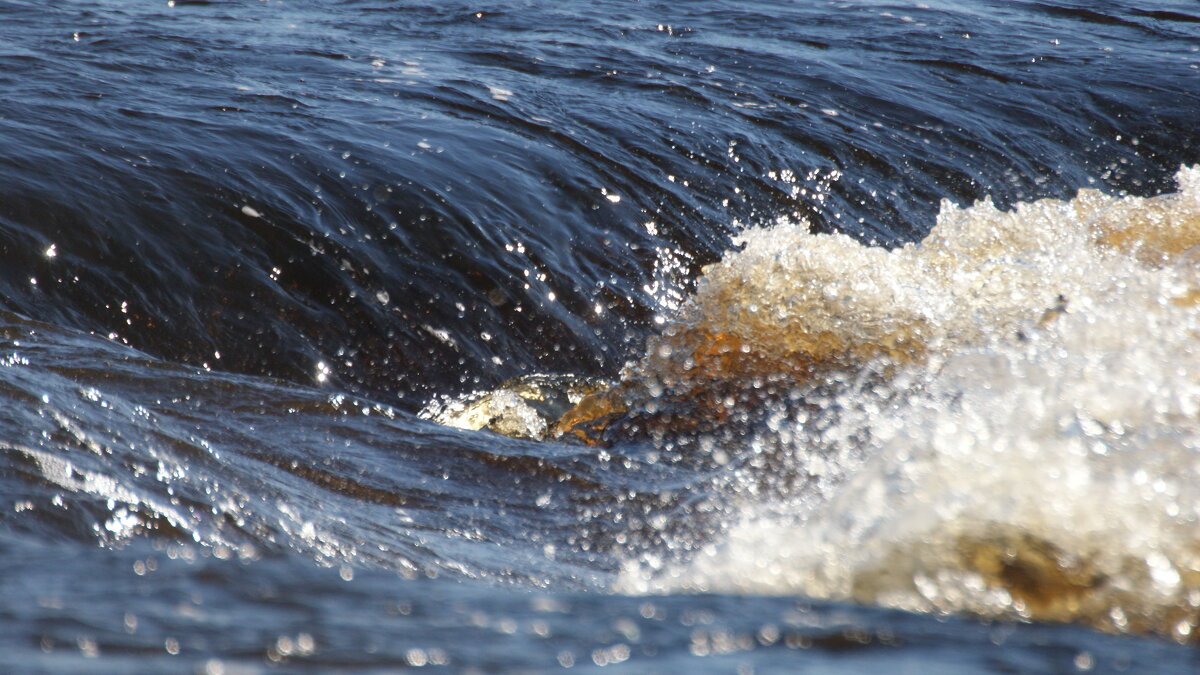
621, 166, 1200, 641
15, 443, 203, 544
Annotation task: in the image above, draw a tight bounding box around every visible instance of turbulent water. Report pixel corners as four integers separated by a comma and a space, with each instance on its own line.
3, 0, 1200, 672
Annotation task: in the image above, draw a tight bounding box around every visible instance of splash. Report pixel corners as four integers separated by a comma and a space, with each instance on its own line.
421, 374, 606, 441
422, 166, 1200, 639
617, 165, 1200, 641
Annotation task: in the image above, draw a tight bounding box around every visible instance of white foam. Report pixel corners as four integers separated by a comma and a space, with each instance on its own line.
622, 166, 1200, 639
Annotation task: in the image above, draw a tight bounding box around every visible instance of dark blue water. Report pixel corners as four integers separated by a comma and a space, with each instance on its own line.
2, 0, 1200, 672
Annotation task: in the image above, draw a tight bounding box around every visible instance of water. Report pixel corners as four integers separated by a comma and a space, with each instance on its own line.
2, 0, 1200, 672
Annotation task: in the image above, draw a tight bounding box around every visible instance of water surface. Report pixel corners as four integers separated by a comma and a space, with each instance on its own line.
2, 0, 1200, 672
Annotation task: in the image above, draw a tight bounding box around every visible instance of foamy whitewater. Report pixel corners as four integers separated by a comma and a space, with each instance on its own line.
612, 166, 1200, 640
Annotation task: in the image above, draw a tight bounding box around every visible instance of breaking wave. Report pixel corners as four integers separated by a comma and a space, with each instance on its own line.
602, 165, 1200, 640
